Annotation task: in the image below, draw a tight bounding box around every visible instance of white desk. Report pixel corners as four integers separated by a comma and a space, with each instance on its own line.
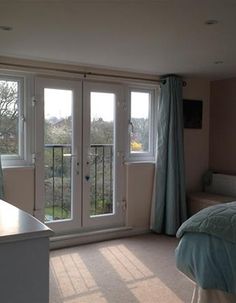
0, 200, 53, 303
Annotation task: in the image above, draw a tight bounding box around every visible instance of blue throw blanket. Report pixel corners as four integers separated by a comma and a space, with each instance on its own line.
176, 201, 236, 243
176, 201, 236, 293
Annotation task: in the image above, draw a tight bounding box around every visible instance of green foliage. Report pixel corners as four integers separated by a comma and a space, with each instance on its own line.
90, 118, 113, 144
45, 206, 70, 221
90, 199, 112, 216
45, 117, 71, 145
131, 118, 149, 151
0, 80, 18, 154
45, 176, 71, 209
89, 145, 113, 215
44, 146, 71, 181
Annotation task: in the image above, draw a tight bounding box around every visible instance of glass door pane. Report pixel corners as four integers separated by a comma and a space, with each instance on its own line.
90, 92, 115, 216
83, 82, 125, 229
35, 77, 82, 233
44, 88, 73, 222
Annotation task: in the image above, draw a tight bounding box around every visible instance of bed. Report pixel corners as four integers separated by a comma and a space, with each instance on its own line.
175, 201, 236, 303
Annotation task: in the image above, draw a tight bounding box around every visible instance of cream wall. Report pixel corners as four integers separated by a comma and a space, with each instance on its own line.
183, 78, 210, 193
125, 162, 155, 230
210, 78, 236, 172
3, 167, 34, 215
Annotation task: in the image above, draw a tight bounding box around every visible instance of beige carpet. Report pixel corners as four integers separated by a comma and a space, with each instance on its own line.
50, 233, 194, 303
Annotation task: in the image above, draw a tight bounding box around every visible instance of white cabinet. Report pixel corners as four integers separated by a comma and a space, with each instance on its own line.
0, 200, 53, 303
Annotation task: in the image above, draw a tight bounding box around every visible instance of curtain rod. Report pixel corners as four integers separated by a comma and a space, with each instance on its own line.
0, 61, 187, 86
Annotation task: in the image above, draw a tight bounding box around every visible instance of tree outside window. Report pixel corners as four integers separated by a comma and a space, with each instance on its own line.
0, 80, 19, 155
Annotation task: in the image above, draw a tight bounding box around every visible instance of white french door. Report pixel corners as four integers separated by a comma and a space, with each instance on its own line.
35, 78, 125, 233
35, 78, 82, 232
83, 82, 125, 228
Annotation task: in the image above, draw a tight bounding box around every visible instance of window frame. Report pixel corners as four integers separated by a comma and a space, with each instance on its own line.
0, 69, 159, 167
0, 72, 33, 167
126, 86, 157, 162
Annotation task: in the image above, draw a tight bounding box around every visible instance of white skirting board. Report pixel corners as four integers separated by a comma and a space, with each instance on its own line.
50, 227, 150, 250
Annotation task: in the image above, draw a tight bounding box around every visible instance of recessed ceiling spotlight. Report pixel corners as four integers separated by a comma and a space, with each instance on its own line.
205, 20, 219, 25
0, 25, 13, 31
214, 60, 224, 64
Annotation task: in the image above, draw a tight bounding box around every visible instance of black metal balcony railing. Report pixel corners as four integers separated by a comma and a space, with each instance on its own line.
90, 144, 113, 216
44, 144, 113, 222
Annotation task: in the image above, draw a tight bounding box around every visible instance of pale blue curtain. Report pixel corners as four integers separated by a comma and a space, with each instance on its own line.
0, 156, 4, 199
151, 75, 187, 235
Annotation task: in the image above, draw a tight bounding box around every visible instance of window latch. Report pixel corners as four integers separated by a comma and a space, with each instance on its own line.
21, 115, 26, 122
128, 120, 134, 133
32, 96, 36, 107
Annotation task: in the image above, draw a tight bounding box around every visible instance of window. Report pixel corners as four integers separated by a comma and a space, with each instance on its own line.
0, 70, 157, 167
128, 88, 156, 161
0, 74, 30, 166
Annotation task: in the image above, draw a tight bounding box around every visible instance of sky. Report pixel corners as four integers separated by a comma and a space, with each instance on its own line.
44, 89, 149, 121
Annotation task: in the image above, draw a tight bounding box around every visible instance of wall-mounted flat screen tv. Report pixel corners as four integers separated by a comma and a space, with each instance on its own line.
183, 99, 202, 129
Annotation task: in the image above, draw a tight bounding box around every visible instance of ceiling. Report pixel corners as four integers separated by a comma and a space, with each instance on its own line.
0, 0, 236, 79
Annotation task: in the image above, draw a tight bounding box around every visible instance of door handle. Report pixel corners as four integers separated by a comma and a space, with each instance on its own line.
63, 153, 77, 157
76, 161, 80, 175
